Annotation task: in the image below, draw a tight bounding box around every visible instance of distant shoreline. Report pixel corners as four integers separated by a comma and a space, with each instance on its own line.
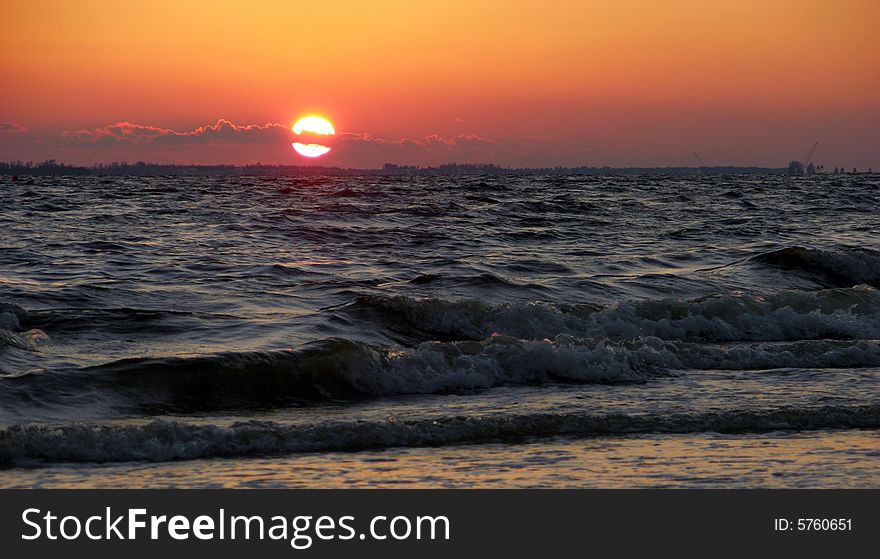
0, 161, 805, 177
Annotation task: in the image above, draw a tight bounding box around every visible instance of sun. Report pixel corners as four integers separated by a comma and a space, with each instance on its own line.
293, 143, 331, 158
292, 115, 335, 158
293, 116, 335, 136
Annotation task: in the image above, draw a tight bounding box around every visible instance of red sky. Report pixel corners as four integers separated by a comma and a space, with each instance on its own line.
1, 0, 878, 169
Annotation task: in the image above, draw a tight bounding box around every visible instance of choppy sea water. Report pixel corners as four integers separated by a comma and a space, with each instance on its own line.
1, 173, 879, 487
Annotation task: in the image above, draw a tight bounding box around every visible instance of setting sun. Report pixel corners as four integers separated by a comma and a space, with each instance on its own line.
291, 115, 335, 158
292, 116, 335, 136
292, 143, 332, 158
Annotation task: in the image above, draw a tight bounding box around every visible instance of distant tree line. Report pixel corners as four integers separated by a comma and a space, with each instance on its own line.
382, 163, 788, 176
6, 160, 875, 178
0, 160, 90, 175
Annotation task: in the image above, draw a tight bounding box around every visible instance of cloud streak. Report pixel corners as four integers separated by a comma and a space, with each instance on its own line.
62, 119, 289, 145
333, 132, 499, 166
0, 122, 28, 133
56, 119, 503, 166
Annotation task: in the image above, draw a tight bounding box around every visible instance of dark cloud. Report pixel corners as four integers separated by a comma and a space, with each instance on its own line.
62, 119, 290, 145
54, 119, 505, 166
333, 132, 499, 166
0, 122, 28, 133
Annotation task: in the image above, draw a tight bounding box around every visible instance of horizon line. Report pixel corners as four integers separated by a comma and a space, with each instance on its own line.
2, 159, 800, 171
5, 160, 875, 178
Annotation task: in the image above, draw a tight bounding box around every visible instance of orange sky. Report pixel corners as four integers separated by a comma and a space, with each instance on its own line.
1, 0, 878, 168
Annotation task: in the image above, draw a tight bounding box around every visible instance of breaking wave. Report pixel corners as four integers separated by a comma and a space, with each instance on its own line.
752, 246, 880, 287
0, 336, 659, 413
5, 335, 880, 413
0, 303, 49, 359
3, 404, 878, 466
347, 284, 880, 342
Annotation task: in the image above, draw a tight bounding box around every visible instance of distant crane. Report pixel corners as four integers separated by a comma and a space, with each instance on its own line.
692, 152, 707, 171
803, 141, 819, 171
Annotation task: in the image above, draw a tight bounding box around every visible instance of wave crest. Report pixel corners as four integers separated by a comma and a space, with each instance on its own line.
752, 246, 880, 287
5, 335, 880, 414
348, 285, 880, 342
3, 404, 878, 466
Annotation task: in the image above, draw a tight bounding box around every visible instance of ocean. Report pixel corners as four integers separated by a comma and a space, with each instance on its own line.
1, 173, 879, 488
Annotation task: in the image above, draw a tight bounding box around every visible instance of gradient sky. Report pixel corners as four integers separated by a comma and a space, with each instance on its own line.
1, 0, 878, 168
